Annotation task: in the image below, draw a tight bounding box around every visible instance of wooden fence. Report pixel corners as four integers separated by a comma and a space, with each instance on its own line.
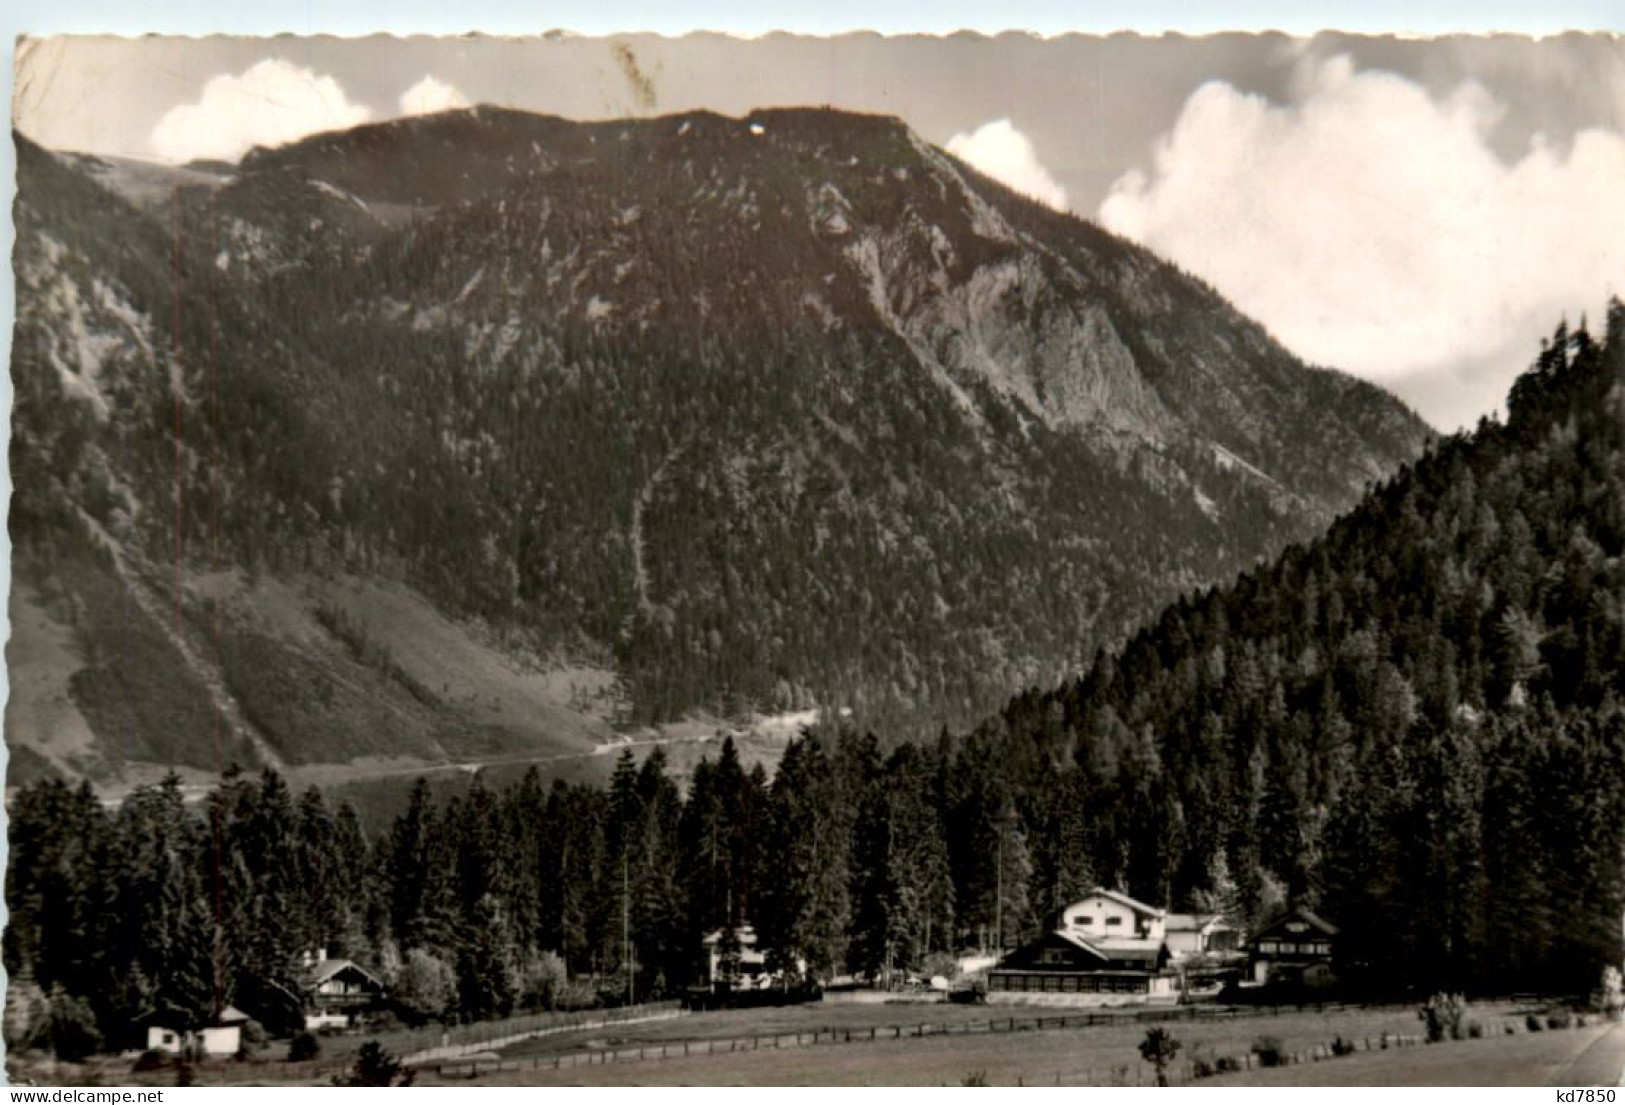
213, 995, 1584, 1084
401, 1002, 684, 1065
215, 1000, 684, 1083
418, 1000, 1598, 1083
1162, 1012, 1593, 1087
417, 999, 1434, 1080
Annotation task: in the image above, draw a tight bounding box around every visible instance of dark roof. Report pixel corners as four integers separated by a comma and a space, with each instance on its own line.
1056, 931, 1166, 965
1166, 912, 1237, 933
310, 958, 385, 989
701, 925, 760, 949
1252, 906, 1340, 941
1093, 944, 1164, 966
998, 929, 1169, 973
135, 1004, 250, 1031
1296, 909, 1339, 936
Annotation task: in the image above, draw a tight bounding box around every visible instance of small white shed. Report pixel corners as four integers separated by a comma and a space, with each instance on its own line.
145, 1026, 185, 1054
144, 1005, 249, 1058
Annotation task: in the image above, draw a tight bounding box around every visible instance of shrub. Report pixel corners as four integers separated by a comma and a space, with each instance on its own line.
46, 990, 102, 1062
556, 978, 600, 1010
288, 1032, 321, 1062
1215, 1056, 1242, 1074
961, 1070, 989, 1087
390, 949, 456, 1025
1526, 1014, 1544, 1032
131, 1049, 170, 1073
1576, 1015, 1588, 1028
5, 980, 51, 1052
174, 1061, 194, 1087
335, 1041, 414, 1087
1466, 1021, 1484, 1039
1330, 1036, 1357, 1056
1504, 1023, 1517, 1035
517, 950, 571, 1012
1420, 992, 1467, 1043
1138, 1027, 1183, 1086
1597, 966, 1623, 1018
237, 1018, 269, 1060
1546, 1012, 1572, 1030
920, 952, 960, 983
1252, 1035, 1285, 1068
1190, 1057, 1215, 1080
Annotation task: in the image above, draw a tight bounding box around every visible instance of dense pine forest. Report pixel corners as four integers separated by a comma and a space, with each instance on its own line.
6, 307, 1623, 1050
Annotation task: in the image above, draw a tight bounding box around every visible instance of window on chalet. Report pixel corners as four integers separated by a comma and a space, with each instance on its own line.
1074, 915, 1094, 926
1105, 917, 1123, 927
1260, 940, 1279, 953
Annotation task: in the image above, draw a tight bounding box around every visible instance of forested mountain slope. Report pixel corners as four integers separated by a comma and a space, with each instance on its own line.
6, 317, 1617, 1044
970, 308, 1625, 994
9, 107, 1426, 788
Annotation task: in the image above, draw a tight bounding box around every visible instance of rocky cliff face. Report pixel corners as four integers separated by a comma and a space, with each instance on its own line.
8, 108, 1428, 788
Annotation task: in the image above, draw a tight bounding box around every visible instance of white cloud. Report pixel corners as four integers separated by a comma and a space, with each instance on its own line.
946, 119, 1069, 212
399, 76, 471, 116
151, 59, 374, 164
1099, 55, 1625, 429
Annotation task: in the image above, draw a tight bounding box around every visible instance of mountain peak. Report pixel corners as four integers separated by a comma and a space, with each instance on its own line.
10, 109, 1427, 790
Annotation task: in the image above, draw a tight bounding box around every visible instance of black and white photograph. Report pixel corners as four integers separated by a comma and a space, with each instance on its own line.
4, 19, 1624, 1089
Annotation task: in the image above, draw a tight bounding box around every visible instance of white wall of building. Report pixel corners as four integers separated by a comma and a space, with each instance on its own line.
1060, 893, 1164, 941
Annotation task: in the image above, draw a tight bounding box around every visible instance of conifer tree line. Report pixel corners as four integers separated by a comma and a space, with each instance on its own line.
987, 305, 1625, 996
7, 307, 1625, 1049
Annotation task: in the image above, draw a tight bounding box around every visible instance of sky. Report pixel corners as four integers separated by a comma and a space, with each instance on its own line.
12, 30, 1625, 429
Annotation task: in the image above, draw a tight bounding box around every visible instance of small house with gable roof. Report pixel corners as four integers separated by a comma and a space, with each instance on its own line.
302, 948, 387, 1029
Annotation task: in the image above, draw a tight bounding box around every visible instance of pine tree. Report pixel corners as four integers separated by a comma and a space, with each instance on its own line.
632, 750, 688, 994
757, 737, 851, 980
455, 894, 518, 1021
385, 778, 443, 949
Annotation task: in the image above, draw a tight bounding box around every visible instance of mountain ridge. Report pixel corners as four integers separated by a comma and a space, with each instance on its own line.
8, 106, 1428, 790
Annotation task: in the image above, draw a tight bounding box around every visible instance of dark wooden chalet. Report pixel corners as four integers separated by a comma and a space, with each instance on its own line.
987, 929, 1175, 1003
1247, 906, 1340, 989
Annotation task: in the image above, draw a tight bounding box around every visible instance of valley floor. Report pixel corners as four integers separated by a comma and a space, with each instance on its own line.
14, 1002, 1618, 1088
418, 1000, 1581, 1087
1207, 1021, 1625, 1087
